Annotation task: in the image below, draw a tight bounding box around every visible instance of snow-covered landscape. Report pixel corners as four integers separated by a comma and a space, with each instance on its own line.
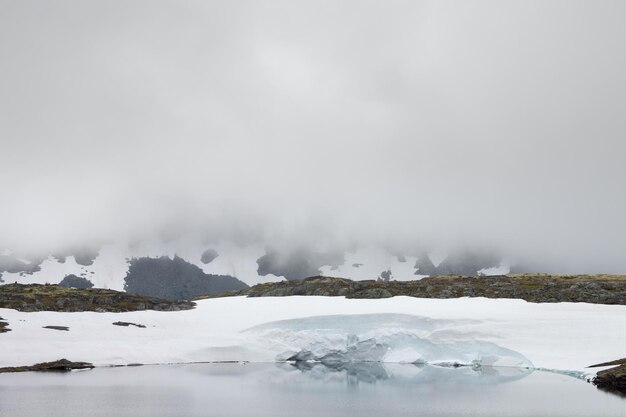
2, 295, 624, 378
2, 0, 626, 415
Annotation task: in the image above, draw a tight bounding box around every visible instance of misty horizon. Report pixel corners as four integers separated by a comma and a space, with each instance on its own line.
2, 1, 626, 274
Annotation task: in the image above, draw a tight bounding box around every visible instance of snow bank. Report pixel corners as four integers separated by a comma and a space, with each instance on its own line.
1, 296, 624, 376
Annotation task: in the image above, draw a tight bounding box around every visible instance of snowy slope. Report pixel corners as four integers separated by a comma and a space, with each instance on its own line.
0, 241, 285, 289
319, 247, 425, 281
1, 242, 471, 289
1, 296, 624, 377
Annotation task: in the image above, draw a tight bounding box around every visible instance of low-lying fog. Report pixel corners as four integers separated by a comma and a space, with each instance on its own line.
1, 1, 625, 273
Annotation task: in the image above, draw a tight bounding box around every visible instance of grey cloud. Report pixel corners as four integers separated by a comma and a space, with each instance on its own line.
1, 1, 625, 273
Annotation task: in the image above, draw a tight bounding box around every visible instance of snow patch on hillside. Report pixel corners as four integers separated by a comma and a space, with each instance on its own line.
0, 240, 287, 288
319, 247, 423, 281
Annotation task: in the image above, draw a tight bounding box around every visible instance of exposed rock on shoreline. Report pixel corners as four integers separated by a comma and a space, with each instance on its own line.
0, 359, 94, 373
218, 275, 626, 305
0, 284, 195, 312
593, 366, 626, 395
590, 358, 626, 395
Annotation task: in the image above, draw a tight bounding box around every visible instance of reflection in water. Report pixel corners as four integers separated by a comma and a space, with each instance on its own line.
286, 360, 391, 384
284, 361, 533, 386
0, 363, 624, 417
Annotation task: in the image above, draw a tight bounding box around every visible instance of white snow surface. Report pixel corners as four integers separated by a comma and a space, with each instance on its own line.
319, 247, 426, 281
1, 296, 624, 376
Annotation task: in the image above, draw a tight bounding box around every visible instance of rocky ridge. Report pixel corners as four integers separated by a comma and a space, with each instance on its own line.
124, 256, 248, 301
216, 275, 626, 305
0, 284, 195, 312
0, 359, 94, 373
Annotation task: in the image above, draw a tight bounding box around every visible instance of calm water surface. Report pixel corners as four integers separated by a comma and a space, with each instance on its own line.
0, 363, 623, 417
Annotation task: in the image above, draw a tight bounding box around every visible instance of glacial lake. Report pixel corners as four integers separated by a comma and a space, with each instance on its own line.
0, 363, 624, 417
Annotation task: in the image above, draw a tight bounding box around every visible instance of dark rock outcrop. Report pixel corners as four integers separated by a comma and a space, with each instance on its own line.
0, 317, 9, 333
257, 247, 344, 280
59, 274, 94, 289
230, 275, 626, 304
113, 321, 146, 328
124, 256, 248, 301
379, 270, 392, 282
414, 254, 437, 276
0, 283, 195, 312
43, 325, 69, 331
590, 358, 626, 395
594, 366, 626, 393
200, 248, 219, 264
0, 359, 94, 373
593, 367, 626, 395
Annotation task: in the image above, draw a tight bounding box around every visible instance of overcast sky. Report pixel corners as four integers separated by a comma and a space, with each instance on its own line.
1, 1, 625, 271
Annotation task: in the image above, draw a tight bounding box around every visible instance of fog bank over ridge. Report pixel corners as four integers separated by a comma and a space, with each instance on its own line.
1, 1, 625, 273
